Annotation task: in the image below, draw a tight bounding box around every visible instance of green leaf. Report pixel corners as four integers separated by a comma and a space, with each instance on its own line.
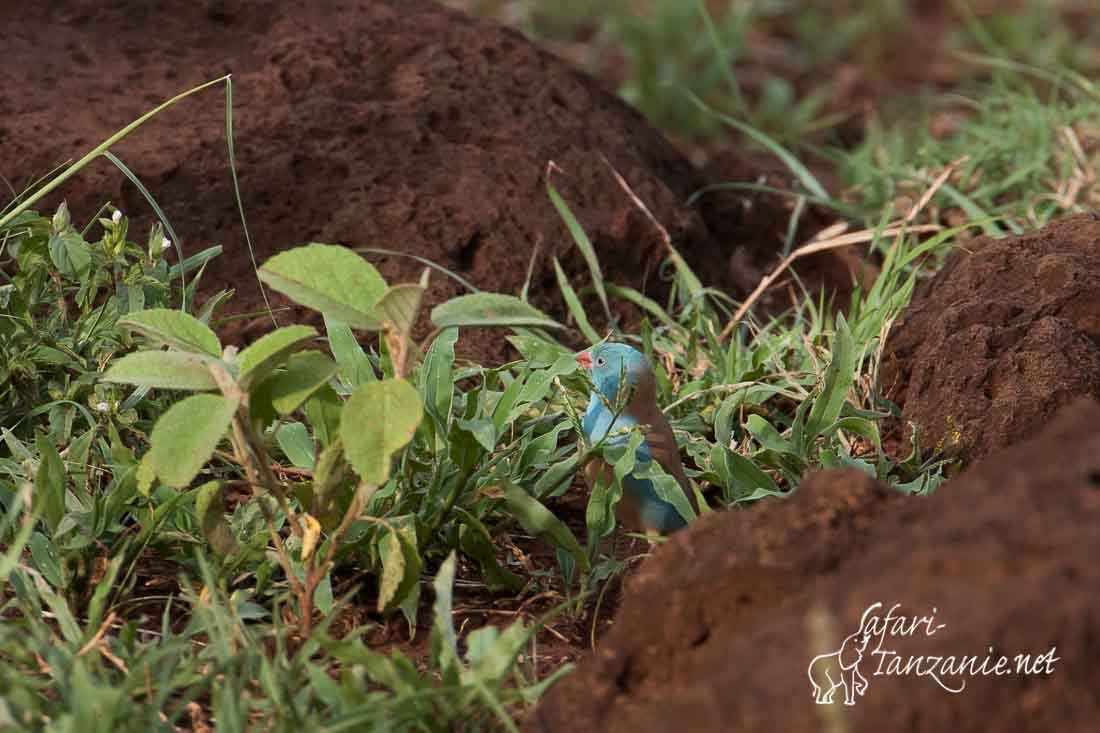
552, 257, 600, 345
325, 316, 376, 388
712, 445, 782, 501
136, 454, 157, 496
34, 435, 66, 533
746, 414, 794, 455
101, 351, 218, 391
806, 313, 858, 439
195, 481, 239, 556
504, 481, 589, 573
506, 332, 572, 365
375, 283, 426, 335
303, 385, 342, 447
258, 243, 386, 329
149, 394, 238, 488
267, 350, 339, 416
118, 308, 222, 357
431, 552, 462, 677
431, 293, 564, 330
48, 232, 92, 282
547, 180, 611, 321
342, 379, 423, 486
276, 422, 315, 470
236, 325, 318, 387
457, 509, 524, 593
377, 524, 421, 613
456, 417, 496, 453
419, 327, 457, 436
29, 532, 63, 587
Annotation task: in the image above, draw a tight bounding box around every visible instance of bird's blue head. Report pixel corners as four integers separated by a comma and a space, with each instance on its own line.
575, 342, 652, 401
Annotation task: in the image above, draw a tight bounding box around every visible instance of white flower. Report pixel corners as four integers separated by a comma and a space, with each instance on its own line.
111, 210, 122, 224
96, 401, 110, 414
161, 236, 172, 251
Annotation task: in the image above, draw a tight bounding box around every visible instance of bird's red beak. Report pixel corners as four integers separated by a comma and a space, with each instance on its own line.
575, 351, 592, 370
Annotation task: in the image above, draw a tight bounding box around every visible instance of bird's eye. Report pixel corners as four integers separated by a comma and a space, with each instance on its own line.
595, 356, 606, 367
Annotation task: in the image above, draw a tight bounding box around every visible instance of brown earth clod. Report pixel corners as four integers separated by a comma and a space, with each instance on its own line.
881, 213, 1100, 462
528, 397, 1100, 732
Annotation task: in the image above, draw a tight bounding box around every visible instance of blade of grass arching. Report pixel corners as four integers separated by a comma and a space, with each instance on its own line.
683, 89, 830, 201
552, 257, 601, 345
224, 78, 276, 327
687, 181, 857, 219
783, 195, 807, 258
604, 283, 683, 333
101, 151, 190, 309
695, 0, 746, 112
0, 75, 230, 230
933, 182, 1004, 237
547, 179, 611, 322
520, 238, 541, 302
0, 160, 73, 217
954, 51, 1100, 101
357, 247, 480, 293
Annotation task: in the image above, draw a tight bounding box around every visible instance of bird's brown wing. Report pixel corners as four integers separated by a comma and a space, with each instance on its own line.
642, 412, 699, 514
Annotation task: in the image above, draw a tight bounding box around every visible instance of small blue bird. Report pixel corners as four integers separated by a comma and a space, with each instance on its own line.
576, 343, 695, 535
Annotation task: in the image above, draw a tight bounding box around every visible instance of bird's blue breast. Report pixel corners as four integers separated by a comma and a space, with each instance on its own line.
582, 394, 652, 462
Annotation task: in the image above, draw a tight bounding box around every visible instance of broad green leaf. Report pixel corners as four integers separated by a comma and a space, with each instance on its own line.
3, 428, 33, 461
506, 332, 572, 365
236, 325, 317, 386
377, 524, 420, 613
585, 461, 621, 558
48, 232, 92, 282
504, 481, 589, 573
375, 283, 426, 335
325, 315, 376, 388
267, 350, 338, 416
276, 421, 315, 469
136, 454, 157, 496
806, 312, 858, 439
149, 394, 238, 488
303, 385, 342, 447
456, 417, 496, 453
430, 552, 461, 677
258, 243, 386, 329
29, 532, 63, 587
195, 481, 239, 555
119, 308, 221, 357
101, 351, 218, 391
342, 379, 423, 486
824, 416, 883, 456
713, 446, 783, 501
419, 327, 457, 436
431, 293, 564, 330
746, 414, 794, 455
34, 435, 66, 533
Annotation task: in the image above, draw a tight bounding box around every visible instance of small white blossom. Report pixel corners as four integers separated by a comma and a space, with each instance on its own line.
96, 401, 110, 414
161, 236, 172, 251
111, 210, 122, 224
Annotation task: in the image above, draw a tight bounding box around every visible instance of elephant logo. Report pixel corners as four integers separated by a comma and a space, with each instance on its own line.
807, 610, 876, 706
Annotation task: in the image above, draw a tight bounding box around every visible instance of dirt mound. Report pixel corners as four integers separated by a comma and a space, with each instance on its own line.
527, 398, 1100, 733
1, 0, 789, 362
880, 214, 1100, 461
